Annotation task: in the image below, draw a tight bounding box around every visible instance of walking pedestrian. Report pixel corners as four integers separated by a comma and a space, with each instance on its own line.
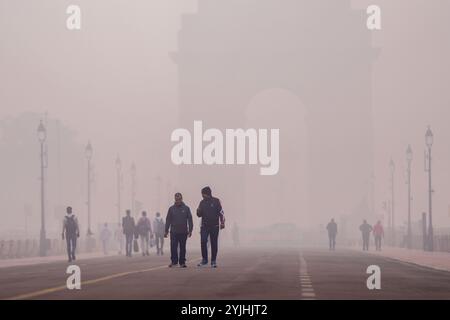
100, 223, 112, 255
196, 186, 225, 268
137, 211, 153, 256
122, 210, 136, 257
62, 206, 79, 262
165, 193, 193, 268
153, 212, 165, 255
326, 218, 338, 250
359, 220, 373, 251
373, 220, 384, 251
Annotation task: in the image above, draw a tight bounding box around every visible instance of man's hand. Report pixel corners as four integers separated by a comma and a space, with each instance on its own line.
188, 232, 192, 238
76, 233, 80, 238
220, 223, 225, 230
164, 232, 168, 238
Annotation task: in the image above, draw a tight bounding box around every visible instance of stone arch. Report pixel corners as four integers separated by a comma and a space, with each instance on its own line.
173, 0, 376, 225
244, 88, 308, 227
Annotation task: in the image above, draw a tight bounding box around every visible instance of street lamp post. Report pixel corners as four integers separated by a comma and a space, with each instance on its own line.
131, 163, 136, 218
37, 120, 47, 257
425, 126, 434, 251
115, 155, 122, 225
85, 141, 93, 236
389, 158, 395, 246
406, 145, 413, 249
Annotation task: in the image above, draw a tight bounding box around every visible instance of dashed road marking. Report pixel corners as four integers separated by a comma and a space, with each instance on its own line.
299, 252, 316, 299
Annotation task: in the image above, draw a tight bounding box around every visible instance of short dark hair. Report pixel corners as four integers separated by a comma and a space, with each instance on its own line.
201, 186, 212, 196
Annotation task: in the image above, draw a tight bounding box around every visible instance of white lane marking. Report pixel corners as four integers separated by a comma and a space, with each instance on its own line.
302, 292, 316, 297
299, 252, 316, 299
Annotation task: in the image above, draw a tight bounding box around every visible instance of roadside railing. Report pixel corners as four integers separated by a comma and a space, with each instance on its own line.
0, 238, 102, 260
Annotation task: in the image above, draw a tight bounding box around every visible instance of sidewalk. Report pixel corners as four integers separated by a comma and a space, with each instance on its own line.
351, 246, 450, 272
0, 251, 115, 269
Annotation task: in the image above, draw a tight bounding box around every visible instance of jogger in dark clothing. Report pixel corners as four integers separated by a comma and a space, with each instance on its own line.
165, 193, 193, 268
122, 210, 136, 257
62, 206, 80, 262
196, 186, 225, 268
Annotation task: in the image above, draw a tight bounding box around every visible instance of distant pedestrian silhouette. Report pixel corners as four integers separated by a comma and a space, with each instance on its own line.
137, 211, 153, 256
359, 220, 373, 251
153, 212, 165, 255
122, 210, 136, 257
62, 206, 79, 262
100, 223, 111, 255
326, 218, 338, 250
373, 220, 384, 251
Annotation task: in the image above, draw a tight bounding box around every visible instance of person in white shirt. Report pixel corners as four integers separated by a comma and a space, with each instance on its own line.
100, 223, 112, 255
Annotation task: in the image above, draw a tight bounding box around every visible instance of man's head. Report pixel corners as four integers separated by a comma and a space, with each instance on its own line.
331, 218, 335, 223
66, 206, 72, 215
126, 209, 131, 216
174, 193, 183, 206
377, 220, 381, 225
201, 186, 212, 199
142, 211, 147, 217
363, 219, 367, 224
156, 212, 160, 218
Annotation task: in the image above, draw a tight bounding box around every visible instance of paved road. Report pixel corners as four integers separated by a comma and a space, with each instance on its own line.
1, 247, 449, 299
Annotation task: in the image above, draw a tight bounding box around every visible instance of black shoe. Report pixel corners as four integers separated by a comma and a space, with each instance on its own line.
197, 261, 208, 267
168, 263, 177, 268
211, 261, 217, 268
180, 263, 187, 268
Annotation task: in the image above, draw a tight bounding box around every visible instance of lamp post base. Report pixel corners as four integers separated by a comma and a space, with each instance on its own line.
39, 229, 46, 257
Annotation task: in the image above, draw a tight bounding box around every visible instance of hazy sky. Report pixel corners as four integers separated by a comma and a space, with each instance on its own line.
1, 0, 450, 237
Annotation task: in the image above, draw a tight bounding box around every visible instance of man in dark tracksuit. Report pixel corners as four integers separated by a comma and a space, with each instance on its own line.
122, 210, 136, 257
197, 186, 225, 268
165, 193, 193, 268
359, 220, 373, 251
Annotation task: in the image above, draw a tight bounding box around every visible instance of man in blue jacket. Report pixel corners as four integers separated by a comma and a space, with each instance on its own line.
197, 186, 225, 268
165, 193, 193, 268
